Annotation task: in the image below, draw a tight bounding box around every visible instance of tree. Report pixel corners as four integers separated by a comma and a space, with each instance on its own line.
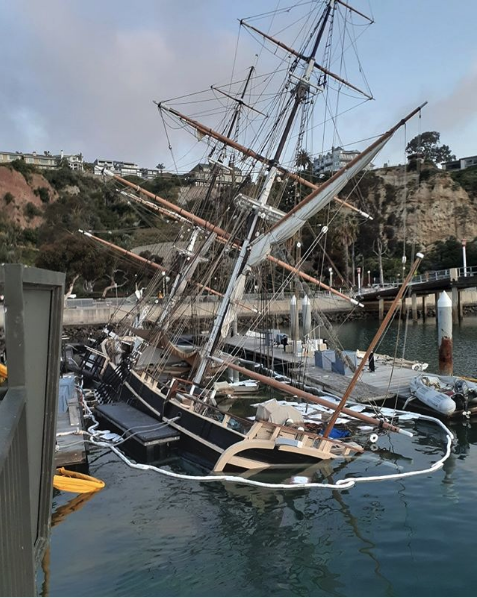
156, 163, 165, 175
295, 150, 312, 172
405, 131, 455, 164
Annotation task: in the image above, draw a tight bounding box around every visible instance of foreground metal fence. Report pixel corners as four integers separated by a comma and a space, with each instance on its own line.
0, 265, 64, 596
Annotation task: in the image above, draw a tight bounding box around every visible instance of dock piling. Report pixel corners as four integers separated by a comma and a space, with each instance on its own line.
437, 291, 453, 375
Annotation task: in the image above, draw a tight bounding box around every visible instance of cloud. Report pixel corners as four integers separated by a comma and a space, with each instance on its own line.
0, 0, 244, 168
427, 63, 477, 151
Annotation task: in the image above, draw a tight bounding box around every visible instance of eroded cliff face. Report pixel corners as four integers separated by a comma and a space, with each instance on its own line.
0, 167, 58, 229
356, 166, 477, 248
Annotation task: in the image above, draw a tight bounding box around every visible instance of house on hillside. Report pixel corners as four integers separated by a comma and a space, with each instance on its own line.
93, 159, 141, 177
314, 146, 373, 175
187, 162, 243, 186
441, 155, 477, 171
0, 150, 83, 171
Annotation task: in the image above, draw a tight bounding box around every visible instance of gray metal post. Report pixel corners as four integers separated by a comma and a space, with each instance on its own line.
378, 298, 384, 321
302, 294, 311, 338
290, 295, 298, 341
412, 293, 418, 322
451, 286, 459, 324
437, 291, 453, 375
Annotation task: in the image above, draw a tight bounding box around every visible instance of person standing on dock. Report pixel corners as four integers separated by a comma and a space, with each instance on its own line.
369, 351, 376, 373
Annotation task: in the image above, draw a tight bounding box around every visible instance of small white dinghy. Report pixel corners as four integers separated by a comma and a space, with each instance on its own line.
409, 374, 477, 416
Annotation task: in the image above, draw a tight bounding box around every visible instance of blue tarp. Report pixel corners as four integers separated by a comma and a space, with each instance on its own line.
328, 428, 350, 439
58, 376, 76, 413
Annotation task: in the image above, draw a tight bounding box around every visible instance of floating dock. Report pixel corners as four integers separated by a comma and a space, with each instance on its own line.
224, 335, 419, 404
95, 402, 180, 462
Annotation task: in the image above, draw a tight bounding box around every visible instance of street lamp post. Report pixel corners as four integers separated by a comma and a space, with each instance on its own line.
462, 239, 467, 277
328, 267, 333, 295
357, 267, 361, 294
367, 270, 371, 287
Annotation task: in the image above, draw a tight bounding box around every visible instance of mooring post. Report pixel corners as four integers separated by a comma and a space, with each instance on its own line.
378, 297, 384, 321
411, 293, 418, 322
437, 291, 453, 375
290, 295, 298, 341
421, 295, 426, 322
302, 295, 311, 338
451, 286, 459, 324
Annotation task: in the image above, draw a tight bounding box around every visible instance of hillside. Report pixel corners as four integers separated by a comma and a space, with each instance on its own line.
1, 159, 476, 294
352, 164, 477, 249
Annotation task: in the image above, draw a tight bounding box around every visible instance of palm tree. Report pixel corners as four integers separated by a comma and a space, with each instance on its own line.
295, 149, 313, 172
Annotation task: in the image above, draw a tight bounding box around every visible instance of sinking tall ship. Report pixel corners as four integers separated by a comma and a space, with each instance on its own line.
78, 0, 451, 483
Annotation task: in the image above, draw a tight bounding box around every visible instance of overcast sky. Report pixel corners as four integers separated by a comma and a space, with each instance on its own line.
1, 0, 476, 170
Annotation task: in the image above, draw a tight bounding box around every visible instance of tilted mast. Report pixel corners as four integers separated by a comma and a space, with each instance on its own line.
192, 1, 337, 387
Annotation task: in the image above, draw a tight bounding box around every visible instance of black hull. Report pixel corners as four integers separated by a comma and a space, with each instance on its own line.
117, 366, 245, 468
102, 363, 325, 471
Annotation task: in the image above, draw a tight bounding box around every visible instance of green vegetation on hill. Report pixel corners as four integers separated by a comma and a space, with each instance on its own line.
0, 162, 186, 296
450, 166, 477, 201
1, 158, 477, 295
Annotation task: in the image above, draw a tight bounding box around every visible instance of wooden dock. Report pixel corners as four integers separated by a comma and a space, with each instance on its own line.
224, 335, 419, 404
55, 376, 88, 467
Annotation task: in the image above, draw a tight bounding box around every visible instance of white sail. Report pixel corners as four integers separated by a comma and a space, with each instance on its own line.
247, 136, 389, 268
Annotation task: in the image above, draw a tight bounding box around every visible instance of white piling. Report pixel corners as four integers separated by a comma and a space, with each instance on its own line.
302, 295, 312, 338
437, 291, 453, 375
290, 295, 298, 341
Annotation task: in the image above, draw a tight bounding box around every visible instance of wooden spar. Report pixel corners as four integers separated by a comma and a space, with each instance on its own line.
335, 0, 374, 23
156, 103, 371, 220
239, 20, 373, 100
266, 102, 428, 237
322, 252, 424, 438
77, 229, 256, 312
112, 172, 232, 240
110, 174, 363, 307
119, 190, 190, 223
78, 230, 168, 272
211, 85, 266, 117
210, 357, 407, 435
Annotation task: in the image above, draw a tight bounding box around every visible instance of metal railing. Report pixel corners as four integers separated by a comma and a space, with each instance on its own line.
0, 265, 65, 596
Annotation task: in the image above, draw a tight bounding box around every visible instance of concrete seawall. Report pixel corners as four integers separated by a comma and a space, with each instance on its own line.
1, 289, 476, 329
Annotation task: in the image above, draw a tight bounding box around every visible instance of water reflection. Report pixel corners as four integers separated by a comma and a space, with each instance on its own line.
41, 492, 98, 597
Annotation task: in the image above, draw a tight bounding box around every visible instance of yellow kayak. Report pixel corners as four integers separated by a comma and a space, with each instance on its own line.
0, 363, 7, 384
53, 467, 105, 493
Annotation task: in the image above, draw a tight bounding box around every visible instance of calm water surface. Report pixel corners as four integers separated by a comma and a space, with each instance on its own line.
44, 318, 477, 597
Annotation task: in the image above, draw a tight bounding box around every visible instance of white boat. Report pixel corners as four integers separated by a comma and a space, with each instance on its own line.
409, 374, 477, 416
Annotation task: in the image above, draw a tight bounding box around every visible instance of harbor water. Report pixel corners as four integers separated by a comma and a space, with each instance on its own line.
43, 317, 477, 597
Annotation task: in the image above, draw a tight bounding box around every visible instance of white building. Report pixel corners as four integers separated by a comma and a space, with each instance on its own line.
313, 146, 362, 175
0, 150, 83, 171
93, 159, 141, 178
56, 151, 84, 171
442, 155, 477, 172
140, 167, 161, 180
187, 162, 244, 186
